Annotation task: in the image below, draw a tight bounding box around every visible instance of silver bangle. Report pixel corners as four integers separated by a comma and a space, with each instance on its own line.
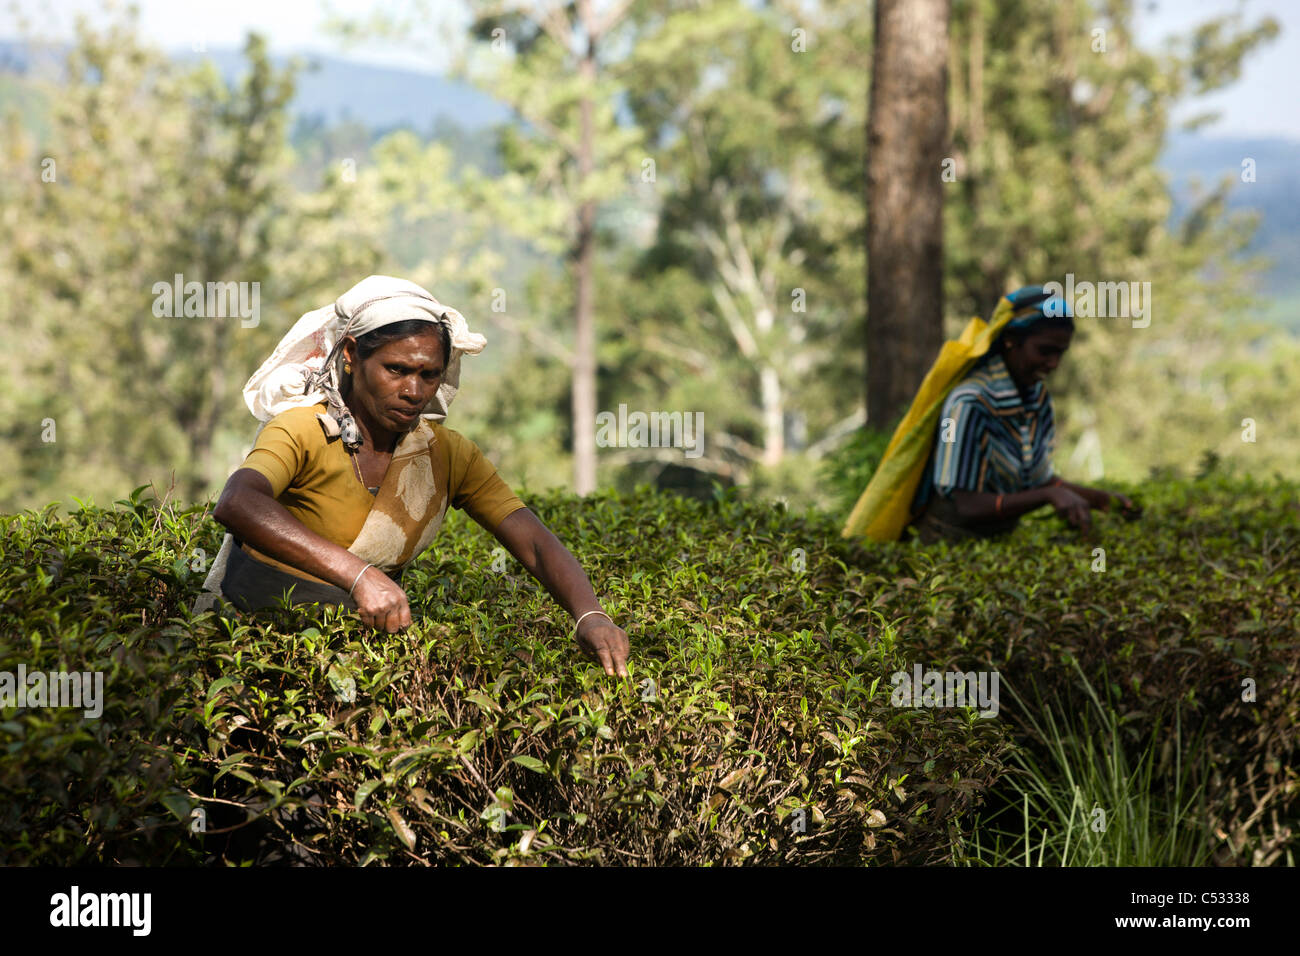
572, 609, 612, 635
348, 563, 373, 597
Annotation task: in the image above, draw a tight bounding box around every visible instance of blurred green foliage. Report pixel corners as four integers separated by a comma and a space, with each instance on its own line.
1, 0, 1295, 516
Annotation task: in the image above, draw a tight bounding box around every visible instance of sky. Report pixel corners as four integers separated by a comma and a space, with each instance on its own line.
4, 0, 1299, 139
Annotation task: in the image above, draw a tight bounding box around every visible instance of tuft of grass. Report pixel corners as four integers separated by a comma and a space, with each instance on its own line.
960, 660, 1215, 867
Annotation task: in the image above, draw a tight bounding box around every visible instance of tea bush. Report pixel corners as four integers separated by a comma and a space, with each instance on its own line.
862, 471, 1300, 866
1, 474, 1295, 865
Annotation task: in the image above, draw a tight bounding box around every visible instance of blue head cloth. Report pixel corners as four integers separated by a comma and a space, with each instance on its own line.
1003, 284, 1073, 332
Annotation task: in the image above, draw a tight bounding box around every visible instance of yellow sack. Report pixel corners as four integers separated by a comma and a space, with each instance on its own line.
842, 295, 1017, 542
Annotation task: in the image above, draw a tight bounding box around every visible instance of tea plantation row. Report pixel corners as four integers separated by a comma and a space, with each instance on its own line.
1, 474, 1295, 865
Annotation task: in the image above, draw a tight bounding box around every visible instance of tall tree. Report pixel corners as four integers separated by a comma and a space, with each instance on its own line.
619, 0, 865, 477
865, 0, 951, 429
330, 0, 652, 494
464, 1, 645, 495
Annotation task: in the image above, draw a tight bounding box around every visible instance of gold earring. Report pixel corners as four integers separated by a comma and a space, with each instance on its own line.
344, 362, 352, 373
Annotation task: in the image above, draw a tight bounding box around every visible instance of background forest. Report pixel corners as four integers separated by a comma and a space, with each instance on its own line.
0, 0, 1295, 516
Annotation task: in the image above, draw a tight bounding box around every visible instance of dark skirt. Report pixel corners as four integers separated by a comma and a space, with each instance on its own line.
220, 541, 401, 613
910, 493, 1020, 545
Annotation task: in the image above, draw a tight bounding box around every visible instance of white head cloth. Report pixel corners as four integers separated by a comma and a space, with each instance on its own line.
242, 275, 486, 425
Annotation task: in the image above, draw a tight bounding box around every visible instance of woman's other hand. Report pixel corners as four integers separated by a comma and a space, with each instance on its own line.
576, 615, 630, 677
352, 566, 412, 634
1108, 491, 1142, 519
1056, 479, 1142, 521
1083, 484, 1143, 518
1047, 485, 1093, 532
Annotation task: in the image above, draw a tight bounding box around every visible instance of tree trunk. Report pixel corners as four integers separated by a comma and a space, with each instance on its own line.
178, 323, 220, 504
760, 365, 784, 466
865, 0, 950, 429
572, 13, 598, 496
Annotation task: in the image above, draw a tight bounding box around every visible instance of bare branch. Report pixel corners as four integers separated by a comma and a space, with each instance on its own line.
601, 447, 741, 479
712, 430, 766, 462
508, 102, 582, 160
642, 333, 714, 374
804, 409, 868, 459
483, 312, 574, 365
538, 1, 576, 54
716, 186, 773, 323
707, 277, 760, 359
592, 0, 636, 39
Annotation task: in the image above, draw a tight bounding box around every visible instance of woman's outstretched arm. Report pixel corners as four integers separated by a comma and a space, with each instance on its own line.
1053, 478, 1141, 516
950, 482, 1094, 531
491, 507, 630, 677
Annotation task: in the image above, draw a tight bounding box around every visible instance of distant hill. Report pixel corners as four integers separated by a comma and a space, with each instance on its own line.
0, 39, 512, 132
171, 47, 514, 132
1162, 131, 1300, 306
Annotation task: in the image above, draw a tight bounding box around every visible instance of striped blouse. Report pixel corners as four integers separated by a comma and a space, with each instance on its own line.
912, 352, 1056, 514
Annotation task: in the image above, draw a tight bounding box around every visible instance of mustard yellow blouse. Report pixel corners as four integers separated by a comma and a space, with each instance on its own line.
235, 401, 525, 579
